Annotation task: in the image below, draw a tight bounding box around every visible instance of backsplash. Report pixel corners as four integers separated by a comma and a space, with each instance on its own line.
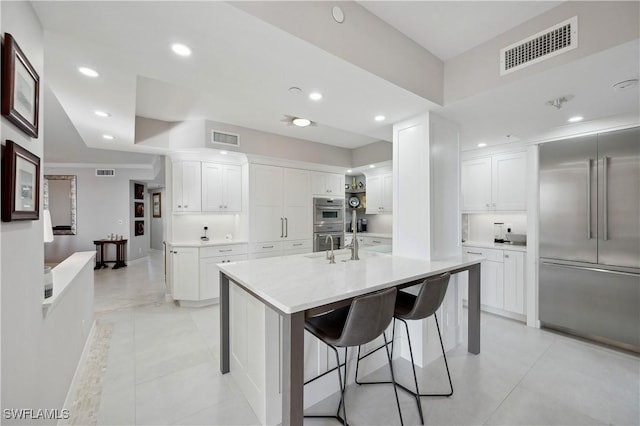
462, 213, 527, 243
172, 214, 247, 242
362, 213, 392, 235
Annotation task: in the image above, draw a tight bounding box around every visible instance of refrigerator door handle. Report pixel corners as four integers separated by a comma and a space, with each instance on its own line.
541, 261, 640, 278
587, 158, 592, 239
603, 156, 609, 241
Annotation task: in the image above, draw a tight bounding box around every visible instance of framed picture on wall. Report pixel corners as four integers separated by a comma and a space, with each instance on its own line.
135, 220, 144, 236
152, 192, 161, 218
134, 202, 144, 218
1, 33, 40, 138
2, 140, 40, 221
134, 183, 144, 200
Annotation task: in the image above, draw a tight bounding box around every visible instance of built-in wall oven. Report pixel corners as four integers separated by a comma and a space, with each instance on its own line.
313, 198, 344, 252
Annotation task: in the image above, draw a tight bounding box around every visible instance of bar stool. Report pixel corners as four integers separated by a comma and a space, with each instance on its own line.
355, 272, 453, 425
304, 287, 404, 426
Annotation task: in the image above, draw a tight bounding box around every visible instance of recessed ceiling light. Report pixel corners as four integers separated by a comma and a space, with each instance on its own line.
477, 143, 487, 148
292, 117, 311, 127
347, 169, 353, 173
78, 67, 99, 77
220, 150, 228, 155
94, 110, 111, 118
568, 116, 584, 123
171, 43, 192, 57
102, 134, 114, 140
369, 164, 375, 169
309, 92, 323, 101
374, 115, 386, 122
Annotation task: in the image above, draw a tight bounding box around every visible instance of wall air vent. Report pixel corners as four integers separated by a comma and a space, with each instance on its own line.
208, 130, 240, 148
95, 168, 115, 177
500, 16, 577, 76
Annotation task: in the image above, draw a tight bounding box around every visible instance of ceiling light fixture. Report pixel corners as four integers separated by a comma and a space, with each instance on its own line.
568, 116, 584, 123
369, 164, 375, 169
288, 86, 302, 94
309, 92, 323, 101
546, 95, 573, 110
292, 117, 311, 127
94, 110, 111, 118
347, 169, 353, 173
374, 115, 386, 122
171, 43, 192, 57
332, 6, 345, 23
78, 67, 99, 77
477, 143, 487, 148
102, 134, 114, 140
220, 150, 228, 155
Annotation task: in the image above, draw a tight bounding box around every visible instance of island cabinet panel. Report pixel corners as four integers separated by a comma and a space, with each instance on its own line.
250, 164, 312, 258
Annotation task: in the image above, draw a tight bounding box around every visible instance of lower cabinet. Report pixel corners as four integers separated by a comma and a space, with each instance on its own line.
344, 235, 391, 248
250, 239, 312, 259
169, 243, 248, 305
462, 245, 525, 317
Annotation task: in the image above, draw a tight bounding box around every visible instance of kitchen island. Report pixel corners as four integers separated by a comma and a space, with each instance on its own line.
218, 250, 482, 426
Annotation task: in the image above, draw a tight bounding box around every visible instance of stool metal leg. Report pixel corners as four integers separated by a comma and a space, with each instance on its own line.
399, 317, 425, 424
305, 344, 348, 426
383, 332, 404, 426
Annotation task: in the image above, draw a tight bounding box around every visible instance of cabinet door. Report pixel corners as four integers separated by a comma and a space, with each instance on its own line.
181, 161, 202, 212
171, 247, 199, 300
202, 162, 224, 212
200, 253, 248, 300
503, 251, 525, 314
381, 174, 393, 212
492, 152, 526, 210
481, 260, 504, 309
251, 165, 284, 242
224, 165, 243, 212
326, 173, 344, 195
461, 157, 491, 211
283, 168, 311, 241
366, 175, 382, 214
172, 162, 184, 212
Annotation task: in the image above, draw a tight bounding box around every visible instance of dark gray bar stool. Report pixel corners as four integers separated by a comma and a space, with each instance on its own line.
355, 272, 453, 425
304, 287, 404, 426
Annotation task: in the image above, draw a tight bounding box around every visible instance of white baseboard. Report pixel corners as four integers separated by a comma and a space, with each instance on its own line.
58, 320, 97, 425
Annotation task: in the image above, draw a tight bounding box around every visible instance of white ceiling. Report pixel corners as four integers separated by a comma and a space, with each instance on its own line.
31, 1, 639, 161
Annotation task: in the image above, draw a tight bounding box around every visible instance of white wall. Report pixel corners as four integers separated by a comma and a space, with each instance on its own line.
149, 188, 166, 251
43, 166, 156, 263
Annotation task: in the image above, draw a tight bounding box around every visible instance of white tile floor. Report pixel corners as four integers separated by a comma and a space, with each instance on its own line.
80, 250, 639, 426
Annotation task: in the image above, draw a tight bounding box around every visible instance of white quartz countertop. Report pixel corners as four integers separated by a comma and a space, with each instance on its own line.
168, 240, 248, 248
218, 250, 483, 314
463, 241, 527, 252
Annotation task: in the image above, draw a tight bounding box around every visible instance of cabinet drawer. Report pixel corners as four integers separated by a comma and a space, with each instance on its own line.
463, 246, 504, 262
251, 242, 283, 253
200, 244, 247, 258
283, 239, 312, 251
363, 236, 391, 246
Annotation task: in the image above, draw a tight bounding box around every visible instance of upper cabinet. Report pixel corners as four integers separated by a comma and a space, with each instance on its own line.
173, 161, 202, 212
311, 172, 344, 197
461, 152, 526, 212
202, 163, 242, 212
366, 173, 393, 214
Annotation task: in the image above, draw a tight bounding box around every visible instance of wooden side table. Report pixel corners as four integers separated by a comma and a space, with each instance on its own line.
93, 239, 128, 269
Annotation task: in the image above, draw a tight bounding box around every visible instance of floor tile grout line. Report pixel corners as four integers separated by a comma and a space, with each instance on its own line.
480, 336, 557, 425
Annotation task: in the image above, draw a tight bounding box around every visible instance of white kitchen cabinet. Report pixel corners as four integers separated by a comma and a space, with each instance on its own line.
503, 250, 525, 314
366, 173, 392, 214
200, 244, 248, 300
173, 161, 202, 212
250, 164, 312, 258
311, 171, 345, 197
461, 245, 525, 317
361, 236, 392, 247
201, 163, 242, 212
170, 247, 199, 300
461, 152, 526, 212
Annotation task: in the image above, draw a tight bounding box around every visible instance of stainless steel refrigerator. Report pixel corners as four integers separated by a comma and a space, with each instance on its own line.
539, 127, 639, 353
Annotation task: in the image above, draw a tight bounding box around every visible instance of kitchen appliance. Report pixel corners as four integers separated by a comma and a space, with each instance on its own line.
313, 198, 344, 252
493, 222, 505, 243
360, 218, 367, 232
538, 127, 639, 353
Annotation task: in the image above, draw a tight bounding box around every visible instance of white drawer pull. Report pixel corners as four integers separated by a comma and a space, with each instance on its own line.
467, 251, 482, 255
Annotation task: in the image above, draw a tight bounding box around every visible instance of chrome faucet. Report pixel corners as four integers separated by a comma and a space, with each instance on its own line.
349, 210, 359, 261
325, 234, 336, 264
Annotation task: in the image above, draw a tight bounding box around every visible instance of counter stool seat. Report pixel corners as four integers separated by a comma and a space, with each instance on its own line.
304, 287, 404, 426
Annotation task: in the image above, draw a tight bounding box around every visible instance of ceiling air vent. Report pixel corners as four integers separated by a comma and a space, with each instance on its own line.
208, 130, 240, 148
500, 16, 577, 76
95, 168, 115, 177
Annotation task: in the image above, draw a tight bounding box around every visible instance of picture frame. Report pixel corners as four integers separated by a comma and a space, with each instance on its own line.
135, 220, 144, 236
134, 183, 144, 200
1, 33, 40, 138
2, 140, 40, 221
152, 192, 161, 218
134, 201, 144, 218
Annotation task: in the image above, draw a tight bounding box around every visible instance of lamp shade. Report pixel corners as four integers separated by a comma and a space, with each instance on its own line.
43, 209, 54, 243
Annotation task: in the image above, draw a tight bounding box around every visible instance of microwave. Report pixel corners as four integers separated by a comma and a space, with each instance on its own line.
313, 197, 344, 224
